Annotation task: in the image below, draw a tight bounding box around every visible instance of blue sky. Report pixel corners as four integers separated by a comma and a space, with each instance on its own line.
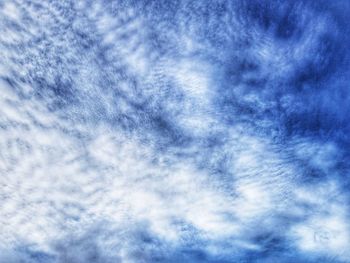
0, 0, 349, 262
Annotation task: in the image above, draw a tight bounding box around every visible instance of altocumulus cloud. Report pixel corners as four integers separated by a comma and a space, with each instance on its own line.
0, 0, 350, 262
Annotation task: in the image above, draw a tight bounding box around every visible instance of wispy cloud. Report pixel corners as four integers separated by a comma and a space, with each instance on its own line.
0, 0, 349, 262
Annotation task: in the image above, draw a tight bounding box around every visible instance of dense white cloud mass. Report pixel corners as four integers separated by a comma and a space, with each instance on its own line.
0, 1, 350, 262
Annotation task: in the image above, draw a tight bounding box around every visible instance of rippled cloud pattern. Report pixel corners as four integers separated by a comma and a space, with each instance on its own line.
1, 1, 350, 262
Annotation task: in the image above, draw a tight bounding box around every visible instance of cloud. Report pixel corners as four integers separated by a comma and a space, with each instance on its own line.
0, 0, 349, 262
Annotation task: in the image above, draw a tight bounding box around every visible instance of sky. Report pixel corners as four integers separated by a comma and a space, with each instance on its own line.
0, 0, 350, 262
